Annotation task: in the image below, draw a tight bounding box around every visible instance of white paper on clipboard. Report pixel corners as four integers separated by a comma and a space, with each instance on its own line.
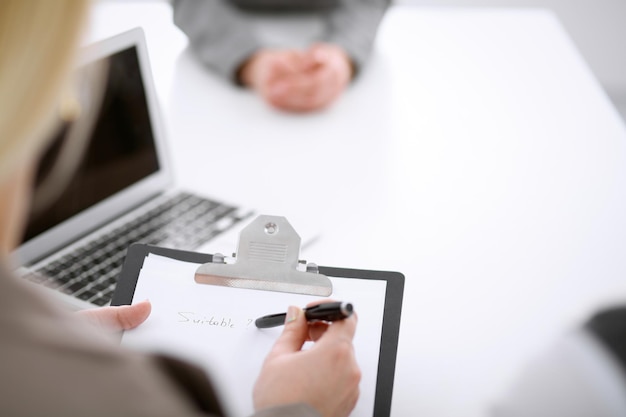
121, 253, 387, 417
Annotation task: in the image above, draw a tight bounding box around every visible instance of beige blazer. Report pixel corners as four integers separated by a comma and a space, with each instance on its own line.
0, 261, 318, 417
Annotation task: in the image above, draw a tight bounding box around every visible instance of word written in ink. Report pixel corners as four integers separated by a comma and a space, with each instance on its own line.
177, 312, 254, 329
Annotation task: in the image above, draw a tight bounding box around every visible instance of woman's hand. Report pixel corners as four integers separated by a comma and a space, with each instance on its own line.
78, 300, 151, 332
253, 302, 361, 417
240, 44, 353, 113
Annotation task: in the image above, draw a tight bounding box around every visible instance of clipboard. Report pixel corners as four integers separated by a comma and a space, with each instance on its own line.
112, 216, 404, 417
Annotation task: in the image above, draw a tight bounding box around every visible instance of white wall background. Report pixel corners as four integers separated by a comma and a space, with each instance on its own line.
397, 0, 626, 120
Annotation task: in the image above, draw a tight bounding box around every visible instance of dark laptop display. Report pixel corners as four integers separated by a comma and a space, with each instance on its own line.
25, 47, 160, 242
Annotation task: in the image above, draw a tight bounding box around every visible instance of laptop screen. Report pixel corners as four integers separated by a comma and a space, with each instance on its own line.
23, 46, 160, 243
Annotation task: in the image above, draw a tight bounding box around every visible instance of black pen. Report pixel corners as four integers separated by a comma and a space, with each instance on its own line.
255, 301, 354, 329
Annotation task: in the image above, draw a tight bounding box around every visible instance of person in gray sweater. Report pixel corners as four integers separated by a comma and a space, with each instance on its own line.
172, 0, 390, 112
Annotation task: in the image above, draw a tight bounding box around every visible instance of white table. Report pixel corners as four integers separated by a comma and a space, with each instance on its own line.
89, 3, 626, 416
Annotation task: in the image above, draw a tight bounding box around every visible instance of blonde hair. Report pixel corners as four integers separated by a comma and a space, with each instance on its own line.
0, 0, 89, 185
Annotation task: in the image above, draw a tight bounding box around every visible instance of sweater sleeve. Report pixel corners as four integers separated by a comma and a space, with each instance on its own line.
251, 403, 321, 417
320, 0, 390, 76
173, 0, 261, 83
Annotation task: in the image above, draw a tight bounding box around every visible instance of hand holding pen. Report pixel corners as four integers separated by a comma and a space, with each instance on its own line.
253, 300, 361, 417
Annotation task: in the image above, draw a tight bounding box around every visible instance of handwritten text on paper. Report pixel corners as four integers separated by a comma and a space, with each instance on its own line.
177, 311, 254, 329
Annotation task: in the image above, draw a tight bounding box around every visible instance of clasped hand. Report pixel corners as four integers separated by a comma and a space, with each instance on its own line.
239, 43, 353, 113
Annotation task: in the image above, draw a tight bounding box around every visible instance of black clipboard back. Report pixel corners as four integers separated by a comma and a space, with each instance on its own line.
112, 237, 404, 417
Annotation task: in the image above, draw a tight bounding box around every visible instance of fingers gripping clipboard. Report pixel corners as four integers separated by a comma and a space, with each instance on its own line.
112, 215, 404, 417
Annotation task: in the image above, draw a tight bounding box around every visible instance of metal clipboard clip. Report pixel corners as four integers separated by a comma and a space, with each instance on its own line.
194, 215, 332, 296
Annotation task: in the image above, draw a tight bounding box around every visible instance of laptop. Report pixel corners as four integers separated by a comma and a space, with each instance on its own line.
14, 28, 257, 309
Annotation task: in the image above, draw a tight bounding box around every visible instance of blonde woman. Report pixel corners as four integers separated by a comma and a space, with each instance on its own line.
0, 1, 359, 416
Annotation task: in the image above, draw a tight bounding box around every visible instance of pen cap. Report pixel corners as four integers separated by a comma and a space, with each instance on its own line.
305, 302, 354, 321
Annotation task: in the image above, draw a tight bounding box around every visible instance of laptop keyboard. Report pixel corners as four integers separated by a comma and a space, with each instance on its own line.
25, 192, 246, 306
